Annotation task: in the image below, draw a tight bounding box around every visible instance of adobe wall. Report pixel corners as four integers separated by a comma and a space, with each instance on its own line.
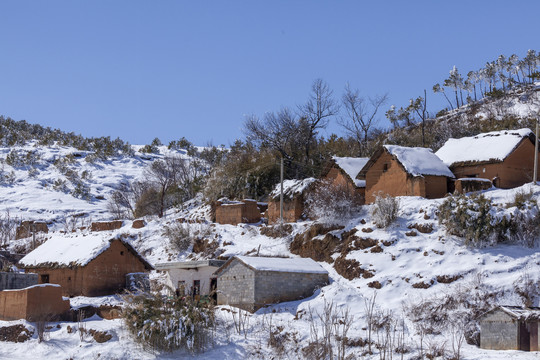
423, 175, 448, 199
215, 200, 261, 225
254, 271, 328, 312
90, 221, 124, 232
455, 178, 492, 193
216, 260, 256, 312
28, 240, 148, 296
267, 197, 304, 224
0, 272, 38, 290
480, 310, 519, 350
365, 152, 414, 203
324, 168, 365, 204
451, 139, 540, 189
0, 284, 70, 321
82, 240, 148, 296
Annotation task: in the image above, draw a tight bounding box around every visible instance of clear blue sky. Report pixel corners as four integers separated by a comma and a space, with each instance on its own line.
0, 1, 539, 146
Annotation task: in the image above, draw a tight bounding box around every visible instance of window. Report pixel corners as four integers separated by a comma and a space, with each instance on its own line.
383, 163, 389, 172
41, 274, 49, 283
176, 281, 186, 296
120, 251, 124, 256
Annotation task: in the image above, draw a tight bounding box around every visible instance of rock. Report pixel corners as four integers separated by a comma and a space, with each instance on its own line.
131, 219, 146, 229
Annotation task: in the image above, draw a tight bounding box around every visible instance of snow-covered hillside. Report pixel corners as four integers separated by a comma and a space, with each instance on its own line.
1, 144, 539, 360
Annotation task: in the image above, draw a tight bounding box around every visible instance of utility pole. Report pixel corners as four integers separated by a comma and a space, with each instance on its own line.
280, 156, 284, 224
535, 119, 539, 184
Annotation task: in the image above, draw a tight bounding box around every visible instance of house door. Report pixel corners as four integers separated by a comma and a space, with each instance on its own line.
210, 278, 217, 303
519, 321, 530, 351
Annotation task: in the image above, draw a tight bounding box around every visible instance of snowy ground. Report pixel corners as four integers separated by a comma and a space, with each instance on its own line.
0, 143, 539, 358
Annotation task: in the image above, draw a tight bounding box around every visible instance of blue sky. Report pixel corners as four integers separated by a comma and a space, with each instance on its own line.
0, 1, 539, 146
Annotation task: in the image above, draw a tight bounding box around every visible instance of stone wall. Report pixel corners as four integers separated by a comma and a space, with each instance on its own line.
0, 272, 38, 291
217, 258, 328, 312
254, 270, 328, 311
0, 284, 70, 321
480, 309, 519, 350
217, 260, 256, 311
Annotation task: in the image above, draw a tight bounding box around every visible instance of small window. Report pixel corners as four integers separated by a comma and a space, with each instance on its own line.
68, 276, 71, 281
41, 274, 49, 283
120, 251, 124, 256
383, 163, 389, 172
192, 280, 201, 296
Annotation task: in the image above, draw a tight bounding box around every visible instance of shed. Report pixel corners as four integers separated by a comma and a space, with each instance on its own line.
0, 284, 70, 321
321, 156, 369, 204
435, 128, 540, 189
267, 178, 317, 224
480, 305, 539, 351
19, 234, 154, 297
155, 259, 226, 300
358, 145, 454, 204
215, 198, 261, 225
215, 256, 329, 312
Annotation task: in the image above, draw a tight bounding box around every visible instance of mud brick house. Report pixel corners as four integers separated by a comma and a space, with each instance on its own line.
215, 198, 261, 225
358, 145, 454, 204
155, 259, 226, 301
19, 234, 153, 297
436, 128, 540, 189
480, 305, 539, 351
0, 283, 70, 321
215, 256, 328, 312
267, 178, 317, 224
321, 156, 369, 204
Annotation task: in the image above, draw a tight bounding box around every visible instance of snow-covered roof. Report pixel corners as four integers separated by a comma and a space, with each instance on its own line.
19, 234, 153, 269
332, 156, 369, 187
383, 145, 454, 177
229, 256, 328, 274
494, 305, 540, 321
269, 178, 317, 200
435, 128, 533, 166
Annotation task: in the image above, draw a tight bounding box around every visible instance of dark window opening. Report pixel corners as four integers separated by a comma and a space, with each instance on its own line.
120, 251, 124, 256
68, 276, 71, 281
383, 163, 389, 172
465, 174, 478, 178
192, 280, 200, 296
41, 274, 49, 283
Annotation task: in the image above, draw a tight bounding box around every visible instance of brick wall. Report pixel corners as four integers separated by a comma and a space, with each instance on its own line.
215, 200, 261, 225
267, 197, 304, 224
0, 272, 38, 290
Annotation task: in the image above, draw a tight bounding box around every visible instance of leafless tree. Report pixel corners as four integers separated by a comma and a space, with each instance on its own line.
339, 85, 387, 156
298, 79, 338, 165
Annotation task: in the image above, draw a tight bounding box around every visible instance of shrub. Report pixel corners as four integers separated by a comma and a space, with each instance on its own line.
438, 193, 496, 247
164, 222, 193, 252
305, 181, 363, 224
370, 193, 399, 228
122, 288, 215, 353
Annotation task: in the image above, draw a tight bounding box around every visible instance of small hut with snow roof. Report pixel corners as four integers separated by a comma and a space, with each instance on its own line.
215, 256, 328, 312
358, 145, 454, 204
19, 234, 153, 297
321, 156, 369, 205
267, 178, 317, 224
435, 128, 540, 189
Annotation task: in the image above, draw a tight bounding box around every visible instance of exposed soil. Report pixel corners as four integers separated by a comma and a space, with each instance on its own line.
0, 325, 33, 343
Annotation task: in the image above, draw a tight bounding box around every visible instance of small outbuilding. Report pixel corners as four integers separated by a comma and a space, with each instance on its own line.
0, 284, 70, 321
358, 145, 454, 204
479, 305, 539, 351
321, 156, 369, 204
435, 128, 540, 189
215, 255, 329, 312
215, 198, 261, 225
19, 234, 154, 297
267, 178, 317, 224
155, 259, 226, 301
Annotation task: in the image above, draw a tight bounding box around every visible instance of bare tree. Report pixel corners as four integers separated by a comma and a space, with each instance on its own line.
298, 79, 338, 165
339, 85, 387, 156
